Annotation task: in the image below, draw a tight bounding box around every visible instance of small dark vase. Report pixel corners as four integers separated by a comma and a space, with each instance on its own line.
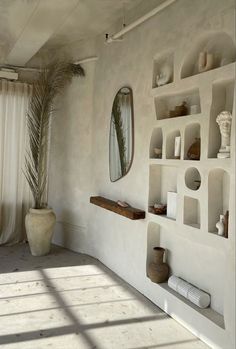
187, 138, 201, 160
148, 247, 169, 283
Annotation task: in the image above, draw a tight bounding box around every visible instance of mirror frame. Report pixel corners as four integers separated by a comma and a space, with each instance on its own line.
109, 86, 134, 182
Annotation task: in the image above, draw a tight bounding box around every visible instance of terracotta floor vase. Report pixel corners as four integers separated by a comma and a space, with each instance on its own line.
148, 247, 169, 283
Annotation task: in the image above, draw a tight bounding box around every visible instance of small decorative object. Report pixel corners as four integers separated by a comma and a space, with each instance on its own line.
174, 136, 181, 158
168, 275, 211, 308
154, 147, 162, 158
169, 102, 188, 118
169, 110, 176, 118
117, 200, 130, 208
224, 210, 229, 238
175, 101, 188, 116
216, 111, 232, 159
156, 64, 172, 87
147, 247, 169, 283
198, 52, 214, 73
194, 180, 201, 190
153, 203, 167, 215
216, 215, 224, 236
149, 204, 166, 215
167, 191, 177, 219
187, 138, 200, 160
190, 104, 200, 114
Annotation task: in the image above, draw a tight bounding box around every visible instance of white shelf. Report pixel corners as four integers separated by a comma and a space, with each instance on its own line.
158, 282, 225, 329
147, 212, 228, 251
151, 63, 235, 97
149, 158, 232, 170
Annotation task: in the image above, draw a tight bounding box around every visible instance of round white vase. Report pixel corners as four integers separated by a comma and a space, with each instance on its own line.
25, 208, 56, 256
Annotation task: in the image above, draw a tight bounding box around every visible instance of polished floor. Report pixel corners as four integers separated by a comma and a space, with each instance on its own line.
0, 244, 209, 349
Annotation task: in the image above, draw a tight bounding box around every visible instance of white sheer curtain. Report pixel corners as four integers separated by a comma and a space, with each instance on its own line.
0, 80, 32, 245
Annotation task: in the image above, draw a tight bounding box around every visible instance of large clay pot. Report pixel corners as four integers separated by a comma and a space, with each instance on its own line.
25, 208, 56, 256
148, 247, 169, 283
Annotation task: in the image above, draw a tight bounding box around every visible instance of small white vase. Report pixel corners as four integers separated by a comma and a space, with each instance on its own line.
216, 215, 224, 236
25, 208, 56, 256
198, 52, 214, 73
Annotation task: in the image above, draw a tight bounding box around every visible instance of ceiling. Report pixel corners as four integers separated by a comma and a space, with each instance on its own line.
0, 0, 163, 68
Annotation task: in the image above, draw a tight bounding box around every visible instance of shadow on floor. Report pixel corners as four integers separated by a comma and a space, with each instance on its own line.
0, 243, 208, 349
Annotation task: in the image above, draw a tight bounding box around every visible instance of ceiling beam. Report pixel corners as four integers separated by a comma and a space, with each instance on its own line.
5, 0, 79, 66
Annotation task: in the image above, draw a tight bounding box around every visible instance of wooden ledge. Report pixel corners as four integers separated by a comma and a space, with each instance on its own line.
90, 196, 145, 220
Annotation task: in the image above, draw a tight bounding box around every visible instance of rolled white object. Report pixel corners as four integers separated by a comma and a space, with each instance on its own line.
168, 275, 211, 308
174, 136, 181, 157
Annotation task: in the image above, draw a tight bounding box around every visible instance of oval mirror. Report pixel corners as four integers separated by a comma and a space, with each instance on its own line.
109, 87, 134, 182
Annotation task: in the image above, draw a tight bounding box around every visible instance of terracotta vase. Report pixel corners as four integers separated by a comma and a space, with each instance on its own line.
187, 138, 201, 160
148, 247, 169, 283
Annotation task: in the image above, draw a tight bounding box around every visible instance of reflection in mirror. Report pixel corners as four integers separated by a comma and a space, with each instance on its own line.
109, 87, 134, 182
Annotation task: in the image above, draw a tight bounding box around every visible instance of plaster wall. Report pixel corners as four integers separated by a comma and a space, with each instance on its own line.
49, 0, 236, 348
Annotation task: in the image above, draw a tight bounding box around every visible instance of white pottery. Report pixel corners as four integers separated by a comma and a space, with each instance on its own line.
198, 52, 214, 73
174, 136, 181, 157
216, 215, 224, 236
190, 104, 200, 114
156, 63, 172, 87
25, 208, 56, 256
166, 191, 177, 219
168, 275, 211, 308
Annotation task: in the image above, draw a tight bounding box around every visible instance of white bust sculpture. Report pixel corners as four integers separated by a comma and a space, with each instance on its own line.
216, 111, 232, 158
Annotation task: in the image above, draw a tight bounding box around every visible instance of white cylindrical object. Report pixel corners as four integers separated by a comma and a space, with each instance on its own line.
174, 136, 181, 157
168, 275, 211, 309
106, 0, 176, 43
190, 105, 200, 114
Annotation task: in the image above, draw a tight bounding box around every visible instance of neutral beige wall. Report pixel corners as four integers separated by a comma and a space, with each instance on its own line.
49, 0, 235, 347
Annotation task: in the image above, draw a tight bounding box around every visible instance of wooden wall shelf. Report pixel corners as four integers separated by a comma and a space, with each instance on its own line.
90, 196, 145, 220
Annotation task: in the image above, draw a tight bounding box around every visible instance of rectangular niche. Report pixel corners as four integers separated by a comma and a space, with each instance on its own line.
149, 165, 178, 220
152, 52, 174, 89
146, 222, 160, 276
184, 196, 200, 229
208, 169, 230, 235
155, 88, 201, 120
208, 80, 235, 158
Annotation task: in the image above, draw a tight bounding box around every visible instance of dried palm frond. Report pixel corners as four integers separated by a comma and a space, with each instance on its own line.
24, 61, 84, 209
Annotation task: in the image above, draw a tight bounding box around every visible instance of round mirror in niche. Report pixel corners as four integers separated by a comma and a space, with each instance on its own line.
109, 87, 134, 182
185, 167, 201, 190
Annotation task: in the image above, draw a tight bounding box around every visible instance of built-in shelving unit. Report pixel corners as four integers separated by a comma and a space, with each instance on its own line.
147, 32, 235, 336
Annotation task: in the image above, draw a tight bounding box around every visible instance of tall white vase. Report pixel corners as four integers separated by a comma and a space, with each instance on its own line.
25, 208, 56, 256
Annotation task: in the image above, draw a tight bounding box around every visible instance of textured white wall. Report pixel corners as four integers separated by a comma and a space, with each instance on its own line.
49, 0, 235, 348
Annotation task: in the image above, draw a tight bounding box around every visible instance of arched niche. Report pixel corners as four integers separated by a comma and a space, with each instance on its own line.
184, 123, 201, 160
181, 32, 236, 79
149, 127, 163, 159
166, 130, 181, 159
208, 169, 230, 234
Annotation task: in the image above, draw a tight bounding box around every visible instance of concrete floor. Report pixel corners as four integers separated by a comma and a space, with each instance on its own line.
0, 244, 209, 349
